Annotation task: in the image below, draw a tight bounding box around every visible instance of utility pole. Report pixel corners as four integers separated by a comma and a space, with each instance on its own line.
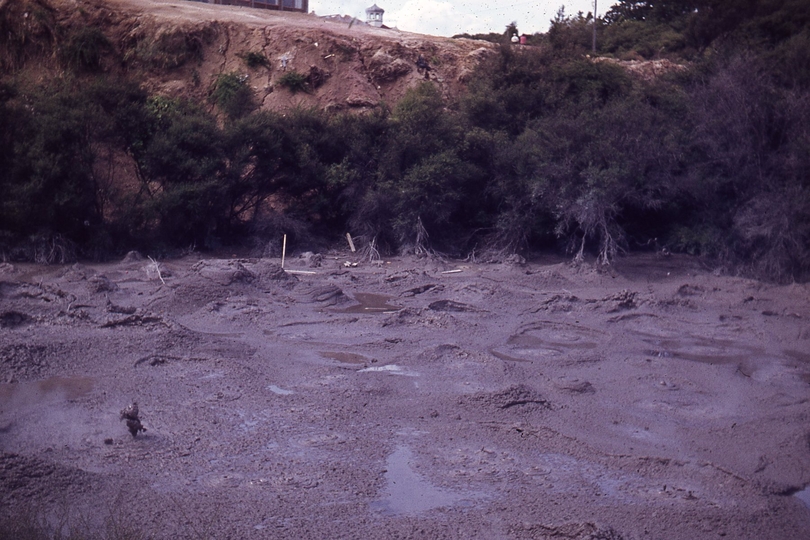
592, 0, 597, 53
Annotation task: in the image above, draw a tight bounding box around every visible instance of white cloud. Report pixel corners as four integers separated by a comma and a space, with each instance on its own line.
310, 0, 610, 37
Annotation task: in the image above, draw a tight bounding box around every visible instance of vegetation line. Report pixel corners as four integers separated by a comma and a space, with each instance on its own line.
1, 0, 809, 282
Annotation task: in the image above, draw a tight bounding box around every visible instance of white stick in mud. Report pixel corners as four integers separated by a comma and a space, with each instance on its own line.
148, 256, 165, 284
281, 234, 287, 268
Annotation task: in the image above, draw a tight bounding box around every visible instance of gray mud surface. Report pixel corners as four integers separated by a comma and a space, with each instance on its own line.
2, 252, 810, 539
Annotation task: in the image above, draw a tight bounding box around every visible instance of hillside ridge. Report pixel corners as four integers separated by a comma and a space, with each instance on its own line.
3, 0, 495, 111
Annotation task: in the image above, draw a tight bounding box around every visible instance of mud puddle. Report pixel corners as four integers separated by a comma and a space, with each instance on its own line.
320, 351, 372, 365
640, 334, 763, 376
370, 445, 480, 515
512, 321, 603, 349
493, 322, 604, 361
795, 486, 810, 510
340, 293, 401, 314
0, 376, 94, 406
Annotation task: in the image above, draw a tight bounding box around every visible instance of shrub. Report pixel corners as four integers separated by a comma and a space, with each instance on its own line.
210, 72, 254, 118
277, 71, 309, 93
0, 85, 99, 243
733, 186, 810, 282
242, 51, 270, 68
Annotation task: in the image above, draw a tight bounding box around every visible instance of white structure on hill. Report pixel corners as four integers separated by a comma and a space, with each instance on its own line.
365, 4, 384, 27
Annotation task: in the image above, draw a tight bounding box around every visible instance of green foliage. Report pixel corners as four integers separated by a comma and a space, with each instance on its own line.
210, 72, 254, 118
1, 3, 809, 280
0, 83, 99, 243
601, 20, 688, 59
277, 71, 309, 94
132, 104, 227, 247
451, 32, 504, 44
146, 95, 181, 124
548, 9, 594, 54
605, 1, 699, 25
733, 186, 810, 281
674, 50, 810, 280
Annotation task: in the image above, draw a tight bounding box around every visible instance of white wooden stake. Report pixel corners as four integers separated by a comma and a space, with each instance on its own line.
281, 234, 287, 268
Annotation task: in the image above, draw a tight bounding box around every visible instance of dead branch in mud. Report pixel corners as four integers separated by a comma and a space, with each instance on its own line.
413, 216, 431, 257
356, 235, 381, 263
147, 256, 166, 284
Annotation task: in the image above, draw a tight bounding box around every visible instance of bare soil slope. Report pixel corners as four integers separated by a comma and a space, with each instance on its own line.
2, 252, 810, 538
4, 0, 493, 111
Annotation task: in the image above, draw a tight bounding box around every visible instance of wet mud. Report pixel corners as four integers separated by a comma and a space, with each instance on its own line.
1, 252, 809, 538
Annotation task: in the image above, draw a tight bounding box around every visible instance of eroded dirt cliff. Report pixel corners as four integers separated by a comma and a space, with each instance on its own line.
2, 0, 494, 112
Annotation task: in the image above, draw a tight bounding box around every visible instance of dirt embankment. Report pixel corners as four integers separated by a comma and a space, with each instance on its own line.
2, 0, 494, 112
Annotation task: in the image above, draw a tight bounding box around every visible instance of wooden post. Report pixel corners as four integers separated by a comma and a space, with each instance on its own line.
346, 233, 356, 253
281, 234, 287, 268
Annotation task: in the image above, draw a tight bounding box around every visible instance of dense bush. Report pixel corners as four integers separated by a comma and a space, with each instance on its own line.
210, 72, 254, 118
242, 51, 270, 69
0, 84, 100, 244
277, 71, 309, 94
2, 2, 809, 281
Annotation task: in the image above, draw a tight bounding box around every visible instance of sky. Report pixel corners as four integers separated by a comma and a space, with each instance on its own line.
309, 0, 611, 37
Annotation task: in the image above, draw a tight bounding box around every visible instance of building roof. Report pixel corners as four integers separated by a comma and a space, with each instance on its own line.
365, 3, 384, 14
